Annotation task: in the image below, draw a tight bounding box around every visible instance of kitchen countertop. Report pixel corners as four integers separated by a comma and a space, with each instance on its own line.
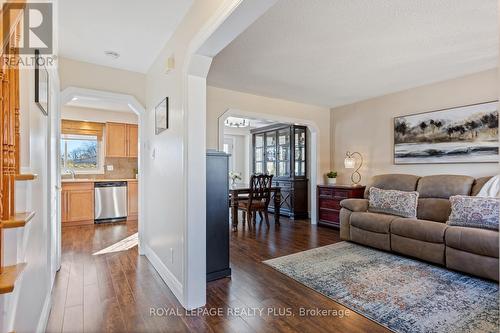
61, 178, 138, 183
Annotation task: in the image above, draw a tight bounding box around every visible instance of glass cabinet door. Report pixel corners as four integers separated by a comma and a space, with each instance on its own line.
294, 127, 306, 176
254, 133, 264, 174
277, 128, 290, 177
265, 132, 276, 176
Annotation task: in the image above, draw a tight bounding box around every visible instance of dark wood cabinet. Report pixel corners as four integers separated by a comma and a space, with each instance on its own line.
251, 124, 308, 219
206, 150, 231, 282
317, 185, 365, 228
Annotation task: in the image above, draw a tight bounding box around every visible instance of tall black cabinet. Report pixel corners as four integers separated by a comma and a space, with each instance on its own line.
206, 150, 231, 282
251, 124, 308, 219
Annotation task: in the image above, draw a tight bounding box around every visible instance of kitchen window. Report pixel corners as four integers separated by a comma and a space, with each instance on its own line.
61, 134, 104, 174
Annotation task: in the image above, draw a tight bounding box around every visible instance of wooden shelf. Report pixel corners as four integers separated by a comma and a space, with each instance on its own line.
15, 174, 37, 181
1, 211, 35, 229
0, 263, 26, 294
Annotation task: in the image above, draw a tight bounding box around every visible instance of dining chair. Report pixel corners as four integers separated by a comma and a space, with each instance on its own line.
238, 174, 273, 226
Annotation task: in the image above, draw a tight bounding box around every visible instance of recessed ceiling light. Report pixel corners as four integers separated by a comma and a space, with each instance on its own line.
104, 50, 120, 59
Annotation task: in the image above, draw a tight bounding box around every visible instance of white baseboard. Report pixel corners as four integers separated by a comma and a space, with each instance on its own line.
143, 244, 184, 306
36, 290, 52, 333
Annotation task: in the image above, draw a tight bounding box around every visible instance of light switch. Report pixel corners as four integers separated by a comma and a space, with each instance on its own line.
107, 165, 114, 171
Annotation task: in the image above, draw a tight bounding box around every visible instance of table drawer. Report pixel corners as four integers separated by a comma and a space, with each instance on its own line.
319, 198, 341, 210
332, 190, 349, 199
319, 208, 340, 223
318, 187, 334, 198
319, 189, 349, 199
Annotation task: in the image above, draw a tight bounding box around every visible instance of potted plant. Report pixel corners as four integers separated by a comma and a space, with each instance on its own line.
229, 171, 242, 186
326, 171, 337, 185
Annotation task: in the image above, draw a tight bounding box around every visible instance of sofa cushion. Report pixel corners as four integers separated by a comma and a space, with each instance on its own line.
364, 174, 420, 198
350, 226, 391, 251
417, 175, 474, 199
340, 198, 368, 212
391, 234, 445, 265
448, 195, 499, 231
445, 226, 499, 258
471, 176, 493, 196
350, 212, 397, 234
368, 187, 419, 218
416, 198, 451, 223
446, 247, 499, 282
391, 218, 447, 243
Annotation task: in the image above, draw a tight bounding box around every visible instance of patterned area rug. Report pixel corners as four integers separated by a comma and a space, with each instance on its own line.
263, 242, 499, 333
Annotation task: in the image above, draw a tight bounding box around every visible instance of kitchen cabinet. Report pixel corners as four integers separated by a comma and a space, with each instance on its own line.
105, 123, 138, 158
106, 123, 127, 157
62, 182, 94, 226
127, 125, 138, 157
127, 180, 138, 218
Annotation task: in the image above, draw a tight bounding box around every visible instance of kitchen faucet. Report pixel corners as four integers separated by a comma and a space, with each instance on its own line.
67, 169, 76, 179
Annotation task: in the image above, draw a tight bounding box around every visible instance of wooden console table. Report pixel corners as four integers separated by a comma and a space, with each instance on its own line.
317, 184, 365, 228
229, 185, 281, 231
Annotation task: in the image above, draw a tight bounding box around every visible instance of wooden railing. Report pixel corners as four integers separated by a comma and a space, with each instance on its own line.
0, 1, 27, 284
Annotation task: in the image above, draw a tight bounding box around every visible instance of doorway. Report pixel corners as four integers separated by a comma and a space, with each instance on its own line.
218, 110, 320, 224
57, 87, 146, 269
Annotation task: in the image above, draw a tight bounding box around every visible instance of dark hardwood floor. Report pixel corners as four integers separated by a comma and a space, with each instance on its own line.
46, 216, 388, 333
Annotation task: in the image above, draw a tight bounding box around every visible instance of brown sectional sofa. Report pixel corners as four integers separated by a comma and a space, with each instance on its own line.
339, 174, 499, 281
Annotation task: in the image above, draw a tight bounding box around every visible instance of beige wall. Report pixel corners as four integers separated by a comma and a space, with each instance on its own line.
331, 69, 499, 184
206, 86, 332, 179
59, 57, 147, 105
61, 105, 138, 124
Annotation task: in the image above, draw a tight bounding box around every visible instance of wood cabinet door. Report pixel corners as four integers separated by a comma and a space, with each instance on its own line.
127, 124, 138, 158
67, 190, 94, 222
127, 181, 138, 217
106, 123, 127, 157
61, 191, 68, 223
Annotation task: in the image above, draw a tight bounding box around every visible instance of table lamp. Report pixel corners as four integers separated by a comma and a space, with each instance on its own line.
344, 151, 363, 185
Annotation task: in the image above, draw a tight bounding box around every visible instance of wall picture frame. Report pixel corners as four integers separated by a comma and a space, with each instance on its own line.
34, 49, 49, 116
155, 97, 168, 135
394, 101, 499, 164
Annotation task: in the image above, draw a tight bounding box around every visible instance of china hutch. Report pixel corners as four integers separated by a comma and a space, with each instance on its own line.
251, 124, 308, 219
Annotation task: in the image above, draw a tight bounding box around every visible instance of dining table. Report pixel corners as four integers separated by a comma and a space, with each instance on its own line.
229, 184, 281, 231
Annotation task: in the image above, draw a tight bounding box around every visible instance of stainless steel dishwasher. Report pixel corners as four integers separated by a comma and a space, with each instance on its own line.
94, 181, 128, 222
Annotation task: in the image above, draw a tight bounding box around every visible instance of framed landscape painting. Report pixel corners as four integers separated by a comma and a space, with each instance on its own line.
394, 101, 498, 164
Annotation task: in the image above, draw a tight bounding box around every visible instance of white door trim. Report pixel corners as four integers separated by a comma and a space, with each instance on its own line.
217, 109, 320, 224
59, 87, 147, 259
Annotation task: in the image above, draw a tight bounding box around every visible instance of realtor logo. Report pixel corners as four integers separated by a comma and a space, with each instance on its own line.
3, 2, 53, 54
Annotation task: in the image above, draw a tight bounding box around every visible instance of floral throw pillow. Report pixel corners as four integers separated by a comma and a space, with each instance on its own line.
448, 195, 500, 230
368, 187, 419, 218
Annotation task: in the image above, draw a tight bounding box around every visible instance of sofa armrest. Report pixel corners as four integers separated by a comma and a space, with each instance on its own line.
340, 199, 368, 212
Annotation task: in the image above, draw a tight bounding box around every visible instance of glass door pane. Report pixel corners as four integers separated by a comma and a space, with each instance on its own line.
294, 127, 306, 176
265, 131, 276, 175
254, 133, 264, 174
277, 128, 290, 177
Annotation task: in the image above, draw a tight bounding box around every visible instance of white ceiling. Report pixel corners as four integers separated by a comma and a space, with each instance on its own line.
208, 0, 498, 108
59, 0, 193, 73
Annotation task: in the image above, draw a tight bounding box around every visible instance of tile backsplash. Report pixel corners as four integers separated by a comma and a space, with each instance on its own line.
62, 157, 138, 180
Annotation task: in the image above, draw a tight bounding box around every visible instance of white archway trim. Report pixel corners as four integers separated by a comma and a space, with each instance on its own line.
179, 0, 279, 310
60, 87, 145, 116
218, 109, 320, 224
59, 86, 147, 255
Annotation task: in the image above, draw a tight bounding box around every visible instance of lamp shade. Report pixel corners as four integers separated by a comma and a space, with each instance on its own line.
344, 156, 356, 169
